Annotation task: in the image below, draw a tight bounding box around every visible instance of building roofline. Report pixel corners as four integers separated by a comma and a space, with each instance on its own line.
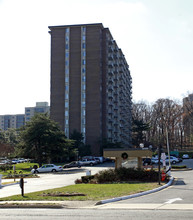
48, 23, 104, 30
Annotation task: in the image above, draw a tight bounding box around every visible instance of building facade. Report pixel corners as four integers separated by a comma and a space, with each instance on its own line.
183, 94, 193, 147
49, 23, 132, 155
25, 102, 50, 122
0, 114, 25, 131
0, 102, 50, 131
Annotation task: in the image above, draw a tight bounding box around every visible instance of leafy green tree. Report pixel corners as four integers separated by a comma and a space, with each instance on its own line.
4, 128, 19, 145
70, 130, 84, 148
69, 130, 91, 158
18, 114, 67, 167
0, 130, 6, 143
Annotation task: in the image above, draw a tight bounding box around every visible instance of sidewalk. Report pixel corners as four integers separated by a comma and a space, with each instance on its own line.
0, 177, 174, 209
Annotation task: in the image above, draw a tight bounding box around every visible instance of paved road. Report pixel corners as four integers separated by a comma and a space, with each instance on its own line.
95, 160, 193, 210
0, 163, 114, 198
1, 161, 193, 219
1, 209, 193, 220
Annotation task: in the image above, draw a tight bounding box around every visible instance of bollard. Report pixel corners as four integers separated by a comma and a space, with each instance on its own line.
86, 170, 91, 176
19, 177, 24, 197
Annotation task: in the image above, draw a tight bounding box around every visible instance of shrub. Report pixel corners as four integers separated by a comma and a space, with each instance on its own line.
0, 164, 13, 172
95, 168, 159, 183
75, 178, 82, 184
95, 169, 118, 183
81, 175, 95, 183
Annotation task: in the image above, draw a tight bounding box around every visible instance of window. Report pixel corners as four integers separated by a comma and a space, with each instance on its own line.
82, 26, 86, 33
82, 51, 86, 57
82, 92, 86, 99
82, 43, 86, 49
65, 68, 69, 74
65, 110, 68, 117
82, 118, 85, 124
82, 59, 86, 65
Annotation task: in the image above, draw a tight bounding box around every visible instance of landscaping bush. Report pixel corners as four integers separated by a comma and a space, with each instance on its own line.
95, 167, 159, 183
75, 168, 162, 184
95, 169, 118, 183
0, 164, 13, 172
81, 175, 95, 183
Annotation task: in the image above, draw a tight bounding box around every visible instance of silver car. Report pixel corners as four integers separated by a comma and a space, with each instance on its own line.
31, 164, 63, 173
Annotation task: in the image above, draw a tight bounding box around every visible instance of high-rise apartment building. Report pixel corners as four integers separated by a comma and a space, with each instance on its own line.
0, 102, 50, 131
183, 94, 193, 147
49, 23, 132, 155
0, 114, 25, 131
25, 102, 50, 122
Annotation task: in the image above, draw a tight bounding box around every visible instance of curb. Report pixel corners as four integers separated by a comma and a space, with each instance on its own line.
95, 177, 174, 205
171, 168, 192, 171
0, 181, 27, 188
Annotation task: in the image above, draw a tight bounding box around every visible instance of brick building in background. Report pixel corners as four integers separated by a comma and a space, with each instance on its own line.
49, 23, 132, 155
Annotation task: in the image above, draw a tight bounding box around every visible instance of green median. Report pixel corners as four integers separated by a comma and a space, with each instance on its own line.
0, 182, 160, 201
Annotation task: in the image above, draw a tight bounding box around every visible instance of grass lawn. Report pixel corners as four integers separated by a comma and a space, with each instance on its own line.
0, 162, 39, 176
0, 182, 160, 201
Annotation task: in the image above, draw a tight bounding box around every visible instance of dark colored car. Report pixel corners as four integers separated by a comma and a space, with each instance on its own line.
143, 158, 152, 166
63, 161, 81, 168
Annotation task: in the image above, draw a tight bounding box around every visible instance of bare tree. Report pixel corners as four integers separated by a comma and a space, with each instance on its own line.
133, 99, 183, 150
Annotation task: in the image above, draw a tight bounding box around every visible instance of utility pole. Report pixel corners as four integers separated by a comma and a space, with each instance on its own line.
158, 145, 162, 185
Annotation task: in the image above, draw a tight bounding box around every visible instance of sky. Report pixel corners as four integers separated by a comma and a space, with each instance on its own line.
0, 0, 193, 114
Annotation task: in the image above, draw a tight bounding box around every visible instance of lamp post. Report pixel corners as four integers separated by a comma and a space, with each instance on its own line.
166, 127, 171, 168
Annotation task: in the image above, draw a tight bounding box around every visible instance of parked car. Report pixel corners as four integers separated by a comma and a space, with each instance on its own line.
182, 154, 189, 159
11, 159, 20, 164
18, 158, 26, 163
170, 154, 183, 162
63, 161, 82, 168
31, 164, 63, 173
151, 156, 158, 164
143, 158, 152, 166
79, 159, 98, 166
154, 156, 180, 165
94, 157, 104, 163
0, 159, 11, 164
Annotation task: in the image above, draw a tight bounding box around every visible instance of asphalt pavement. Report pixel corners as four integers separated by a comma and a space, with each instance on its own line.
0, 160, 193, 210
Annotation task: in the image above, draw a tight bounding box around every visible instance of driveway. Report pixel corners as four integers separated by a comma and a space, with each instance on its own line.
0, 163, 114, 198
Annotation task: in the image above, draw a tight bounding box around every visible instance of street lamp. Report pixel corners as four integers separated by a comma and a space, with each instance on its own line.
166, 127, 171, 168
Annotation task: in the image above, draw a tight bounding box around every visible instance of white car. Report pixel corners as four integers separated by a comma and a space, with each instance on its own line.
182, 154, 189, 159
154, 156, 179, 165
31, 164, 63, 173
79, 159, 98, 166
